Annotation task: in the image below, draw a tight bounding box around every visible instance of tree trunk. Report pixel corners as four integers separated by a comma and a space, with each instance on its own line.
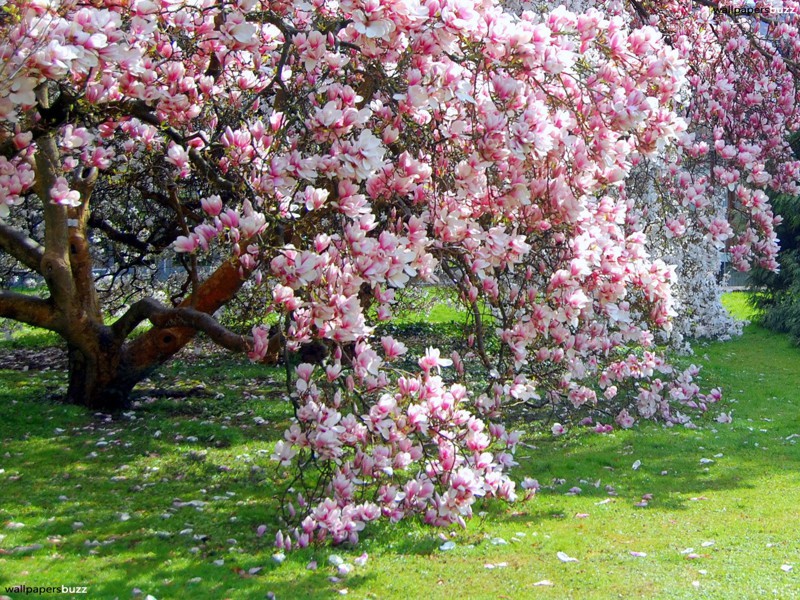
65, 343, 135, 412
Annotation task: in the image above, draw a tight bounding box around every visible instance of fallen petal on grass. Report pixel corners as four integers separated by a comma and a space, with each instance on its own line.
557, 551, 579, 563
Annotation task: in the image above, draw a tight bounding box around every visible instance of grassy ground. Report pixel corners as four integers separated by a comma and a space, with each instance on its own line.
2, 292, 800, 599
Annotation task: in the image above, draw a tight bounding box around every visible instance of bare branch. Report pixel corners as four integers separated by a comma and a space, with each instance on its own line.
0, 221, 45, 273
87, 213, 151, 252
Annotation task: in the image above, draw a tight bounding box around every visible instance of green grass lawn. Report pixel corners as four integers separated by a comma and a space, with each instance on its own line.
2, 293, 800, 599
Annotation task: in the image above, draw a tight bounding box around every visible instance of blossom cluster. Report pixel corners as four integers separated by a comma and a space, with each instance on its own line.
272, 354, 519, 547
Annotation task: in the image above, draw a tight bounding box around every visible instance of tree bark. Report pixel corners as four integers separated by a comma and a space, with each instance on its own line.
65, 343, 135, 411
124, 257, 252, 384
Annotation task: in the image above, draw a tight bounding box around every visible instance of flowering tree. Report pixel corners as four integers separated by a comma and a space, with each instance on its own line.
624, 0, 799, 346
0, 0, 796, 544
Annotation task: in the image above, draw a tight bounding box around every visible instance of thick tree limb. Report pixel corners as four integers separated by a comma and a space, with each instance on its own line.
124, 256, 253, 378
35, 129, 77, 311
115, 297, 251, 354
0, 222, 45, 273
0, 291, 58, 330
67, 167, 101, 320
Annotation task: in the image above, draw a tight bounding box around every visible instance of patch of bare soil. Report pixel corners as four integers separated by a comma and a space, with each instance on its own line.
0, 337, 234, 373
0, 346, 68, 371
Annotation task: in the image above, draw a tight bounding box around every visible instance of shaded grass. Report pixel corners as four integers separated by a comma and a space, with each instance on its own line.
1, 295, 800, 598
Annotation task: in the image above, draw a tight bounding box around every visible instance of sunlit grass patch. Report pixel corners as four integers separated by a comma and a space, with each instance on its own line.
1, 294, 800, 598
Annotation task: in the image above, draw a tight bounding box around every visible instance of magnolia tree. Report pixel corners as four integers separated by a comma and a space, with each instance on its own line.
0, 0, 796, 545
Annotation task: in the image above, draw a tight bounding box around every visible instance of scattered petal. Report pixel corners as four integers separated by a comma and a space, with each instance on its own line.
439, 541, 456, 551
575, 513, 590, 519
782, 565, 793, 573
533, 580, 554, 587
630, 551, 647, 557
490, 537, 508, 545
329, 554, 344, 566
632, 460, 642, 470
701, 541, 715, 548
306, 561, 317, 571
272, 553, 285, 564
354, 553, 368, 567
557, 551, 579, 563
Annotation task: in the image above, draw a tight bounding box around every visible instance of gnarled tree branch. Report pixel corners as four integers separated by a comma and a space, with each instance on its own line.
116, 297, 251, 353
0, 290, 58, 330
